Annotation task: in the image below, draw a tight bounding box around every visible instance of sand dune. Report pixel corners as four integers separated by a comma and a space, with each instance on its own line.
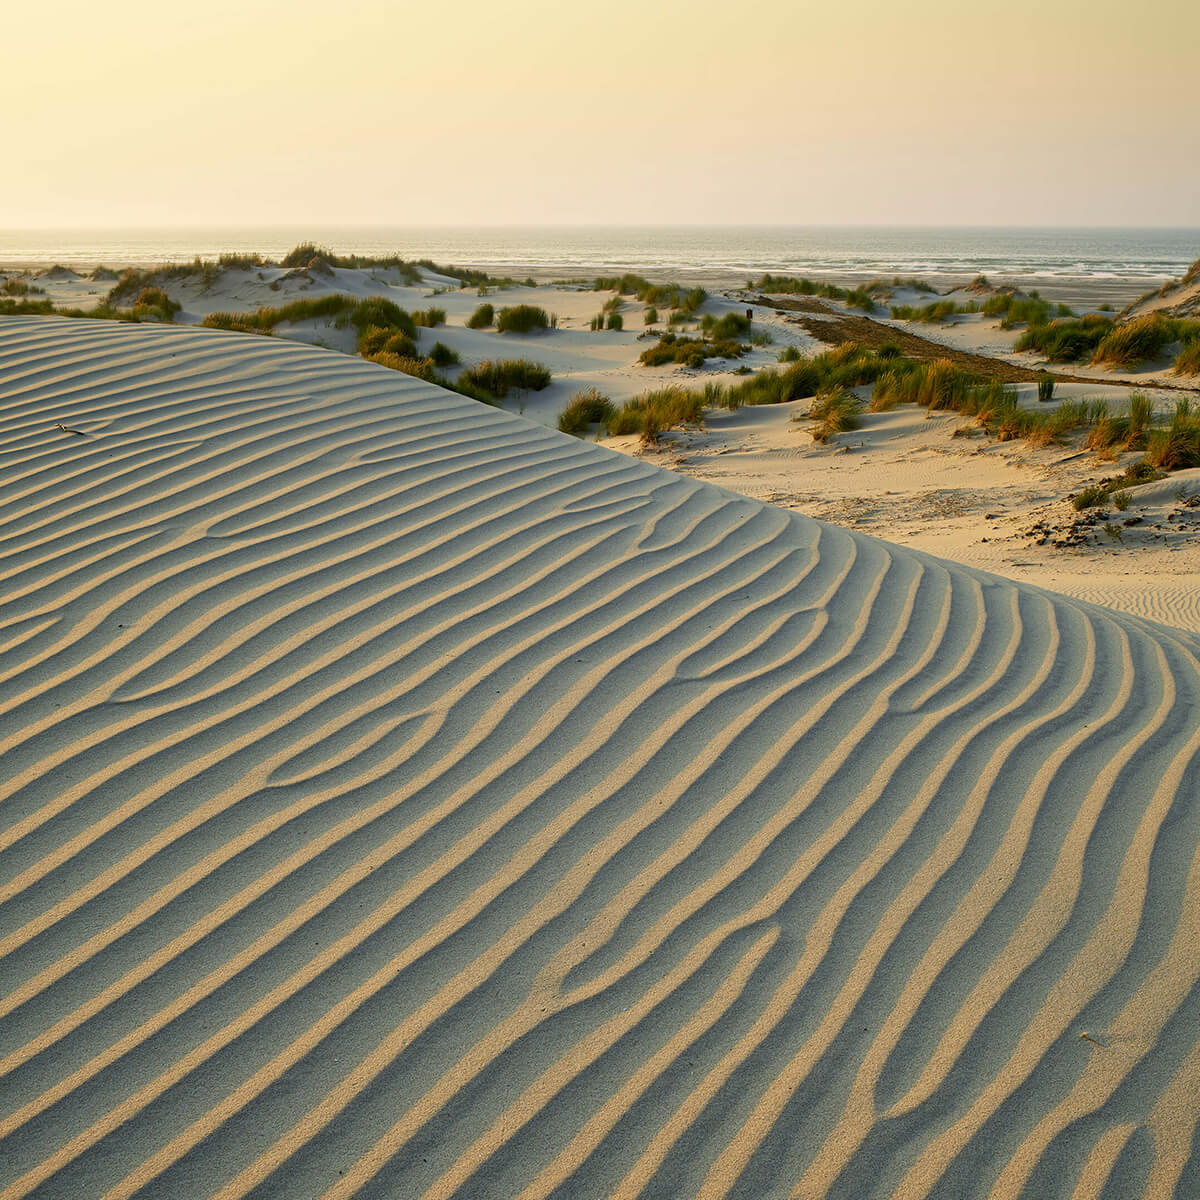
2, 316, 1200, 1199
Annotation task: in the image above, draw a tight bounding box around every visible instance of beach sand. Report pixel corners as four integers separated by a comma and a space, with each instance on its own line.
3, 316, 1200, 1198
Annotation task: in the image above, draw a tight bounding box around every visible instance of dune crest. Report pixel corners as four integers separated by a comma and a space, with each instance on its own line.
2, 317, 1200, 1200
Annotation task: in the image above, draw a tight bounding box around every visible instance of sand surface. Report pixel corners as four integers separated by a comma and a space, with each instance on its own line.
3, 317, 1200, 1199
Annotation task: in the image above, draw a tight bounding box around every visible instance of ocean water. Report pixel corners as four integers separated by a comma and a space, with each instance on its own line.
2, 225, 1197, 284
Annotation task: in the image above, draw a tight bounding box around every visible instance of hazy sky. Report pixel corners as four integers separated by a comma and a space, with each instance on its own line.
6, 0, 1198, 228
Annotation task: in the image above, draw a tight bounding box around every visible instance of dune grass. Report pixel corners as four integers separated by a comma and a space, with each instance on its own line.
1014, 315, 1113, 362
467, 303, 494, 329
428, 341, 460, 367
889, 299, 975, 322
807, 387, 861, 442
607, 387, 706, 444
1092, 314, 1177, 367
412, 306, 446, 328
644, 305, 658, 325
593, 276, 707, 316
460, 358, 551, 397
496, 305, 550, 333
639, 333, 746, 368
700, 312, 750, 340
753, 273, 847, 300
606, 312, 624, 331
557, 387, 616, 435
1175, 341, 1200, 376
358, 328, 418, 359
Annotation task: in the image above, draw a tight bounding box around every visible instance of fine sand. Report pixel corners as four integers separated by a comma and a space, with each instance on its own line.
3, 316, 1200, 1199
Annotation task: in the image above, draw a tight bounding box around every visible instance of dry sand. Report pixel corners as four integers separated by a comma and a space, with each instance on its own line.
3, 316, 1200, 1199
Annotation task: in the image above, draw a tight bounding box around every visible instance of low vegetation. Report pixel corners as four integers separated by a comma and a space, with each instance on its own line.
1014, 315, 1113, 362
890, 299, 975, 323
557, 387, 616, 435
807, 387, 861, 442
460, 358, 551, 397
467, 303, 494, 329
607, 387, 705, 444
496, 304, 550, 333
639, 333, 745, 368
753, 273, 847, 300
412, 306, 446, 328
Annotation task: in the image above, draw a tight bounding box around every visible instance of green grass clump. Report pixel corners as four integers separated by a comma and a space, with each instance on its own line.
639, 333, 745, 367
807, 387, 861, 442
428, 341, 459, 367
1145, 412, 1200, 470
467, 303, 494, 329
644, 305, 658, 325
870, 358, 980, 411
202, 294, 417, 350
557, 387, 616, 435
1037, 372, 1055, 403
460, 358, 551, 397
358, 327, 418, 359
1092, 315, 1176, 367
700, 312, 750, 340
606, 312, 624, 331
496, 304, 550, 333
348, 296, 417, 338
753, 274, 847, 300
846, 286, 876, 312
1071, 461, 1166, 509
889, 299, 965, 322
217, 253, 266, 269
894, 276, 937, 293
607, 387, 705, 443
130, 287, 180, 322
364, 351, 437, 380
1015, 315, 1112, 362
0, 297, 55, 316
1175, 341, 1200, 376
777, 345, 802, 363
412, 306, 446, 328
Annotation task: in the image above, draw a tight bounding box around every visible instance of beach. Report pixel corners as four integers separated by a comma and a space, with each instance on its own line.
2, 247, 1200, 1198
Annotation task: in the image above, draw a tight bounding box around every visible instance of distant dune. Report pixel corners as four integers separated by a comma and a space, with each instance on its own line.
3, 317, 1200, 1199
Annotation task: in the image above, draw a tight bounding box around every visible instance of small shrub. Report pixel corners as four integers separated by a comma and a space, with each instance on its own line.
1113, 490, 1131, 511
558, 387, 616, 435
356, 327, 416, 359
467, 303, 494, 329
1072, 484, 1107, 511
644, 305, 658, 325
808, 387, 860, 442
1037, 372, 1055, 403
607, 386, 706, 443
777, 345, 802, 362
365, 351, 437, 381
412, 306, 446, 328
496, 304, 550, 333
701, 312, 751, 340
606, 312, 624, 331
1173, 341, 1200, 376
460, 358, 552, 397
428, 341, 459, 367
1092, 315, 1174, 367
131, 287, 180, 322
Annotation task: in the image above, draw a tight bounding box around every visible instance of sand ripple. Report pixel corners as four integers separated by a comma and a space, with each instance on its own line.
2, 318, 1200, 1199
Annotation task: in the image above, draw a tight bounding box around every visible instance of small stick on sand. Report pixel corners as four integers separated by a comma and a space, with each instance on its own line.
1080, 1031, 1106, 1048
55, 422, 87, 436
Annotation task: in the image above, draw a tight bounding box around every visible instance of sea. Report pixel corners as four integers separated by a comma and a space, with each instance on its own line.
3, 226, 1197, 296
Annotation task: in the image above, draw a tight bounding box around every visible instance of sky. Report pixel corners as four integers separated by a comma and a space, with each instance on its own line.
5, 0, 1198, 228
